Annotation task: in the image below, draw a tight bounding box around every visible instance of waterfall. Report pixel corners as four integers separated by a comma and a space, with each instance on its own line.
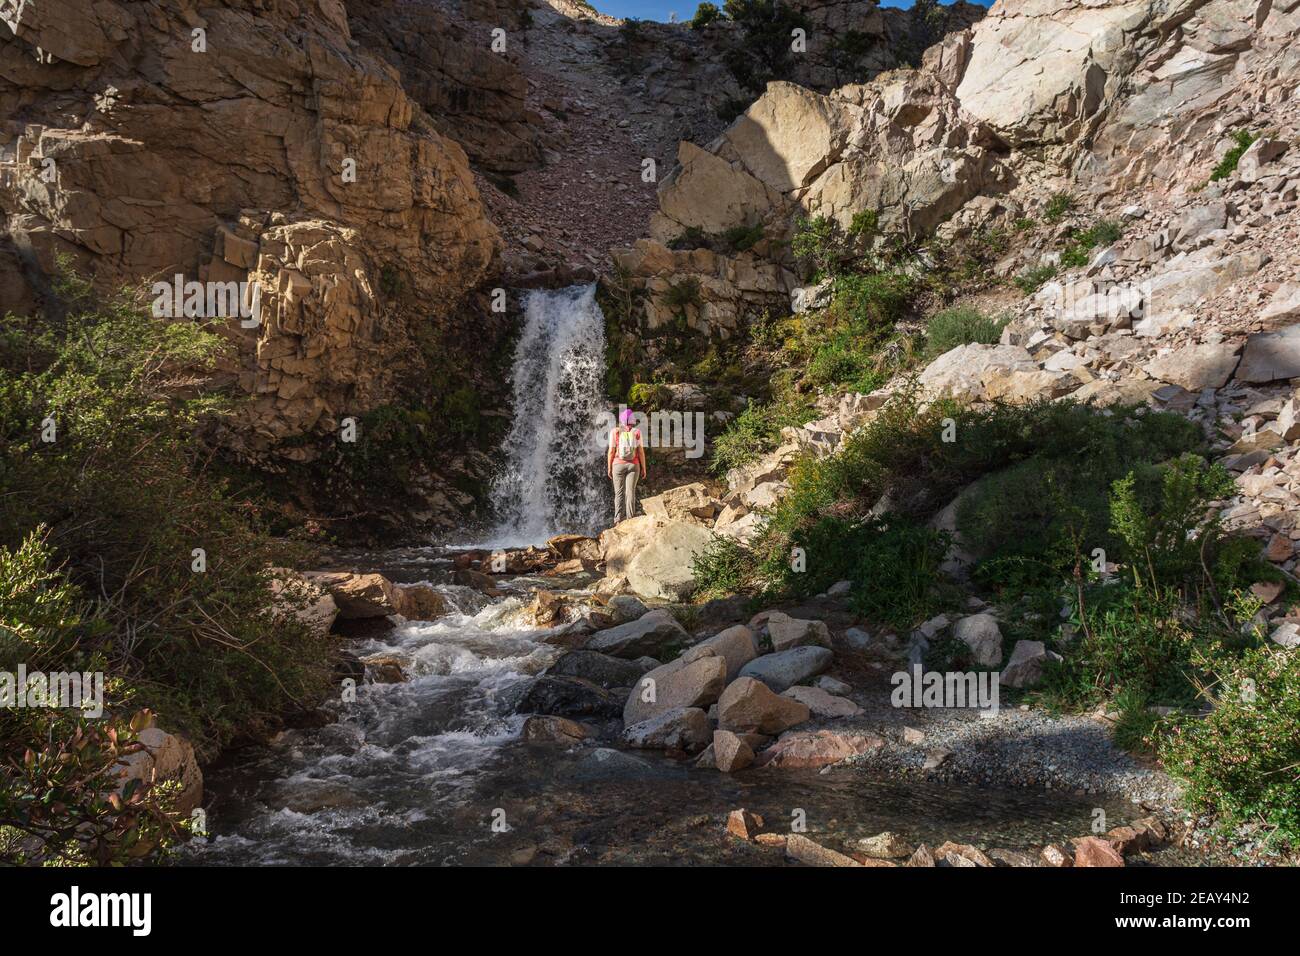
485, 284, 611, 545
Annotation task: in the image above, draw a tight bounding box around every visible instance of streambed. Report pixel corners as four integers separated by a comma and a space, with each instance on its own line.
186, 550, 1169, 867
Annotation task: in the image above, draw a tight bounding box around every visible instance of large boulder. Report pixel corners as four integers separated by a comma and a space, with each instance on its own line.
547, 650, 658, 689
717, 677, 811, 735
781, 685, 863, 719
952, 613, 1004, 667
1143, 342, 1241, 391
640, 483, 723, 525
623, 653, 728, 725
517, 675, 625, 720
115, 726, 203, 815
522, 716, 591, 744
1000, 640, 1063, 689
712, 729, 756, 772
766, 612, 833, 652
738, 646, 834, 693
624, 521, 717, 601
919, 343, 1073, 404
270, 570, 338, 638
621, 707, 712, 751
725, 81, 851, 194
391, 584, 449, 622
301, 572, 401, 620
955, 0, 1151, 146
691, 625, 759, 681
585, 609, 691, 659
1236, 326, 1300, 384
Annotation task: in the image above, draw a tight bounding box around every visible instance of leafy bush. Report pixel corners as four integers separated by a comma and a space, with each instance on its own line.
1161, 645, 1300, 841
671, 224, 764, 254
1059, 219, 1124, 268
722, 223, 764, 252
904, 0, 950, 65
710, 398, 813, 475
1014, 263, 1058, 293
848, 518, 952, 628
0, 531, 193, 864
721, 387, 1205, 611
791, 215, 842, 279
1044, 192, 1077, 222
691, 534, 751, 600
957, 408, 1205, 590
1042, 587, 1212, 708
661, 277, 703, 314
790, 213, 880, 279
0, 265, 335, 760
804, 332, 887, 393
923, 306, 1008, 359
1210, 129, 1258, 182
722, 0, 810, 91
1109, 454, 1236, 591
628, 381, 672, 411
1111, 686, 1161, 754
691, 2, 723, 28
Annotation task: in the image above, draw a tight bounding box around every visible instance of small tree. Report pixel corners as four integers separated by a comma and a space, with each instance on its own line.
691, 2, 723, 28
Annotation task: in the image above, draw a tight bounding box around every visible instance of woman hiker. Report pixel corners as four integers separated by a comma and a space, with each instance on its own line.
607, 408, 647, 525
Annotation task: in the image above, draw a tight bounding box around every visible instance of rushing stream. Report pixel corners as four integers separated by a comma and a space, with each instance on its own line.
188, 285, 1142, 866
189, 550, 1140, 866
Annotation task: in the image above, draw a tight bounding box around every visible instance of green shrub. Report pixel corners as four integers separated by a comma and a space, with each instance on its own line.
722, 0, 810, 91
661, 277, 703, 314
831, 271, 914, 330
0, 704, 191, 865
1111, 686, 1161, 754
690, 534, 751, 599
0, 264, 335, 760
1014, 263, 1058, 293
1210, 129, 1258, 182
804, 332, 886, 393
848, 517, 952, 628
1041, 587, 1212, 708
710, 398, 813, 475
668, 226, 708, 250
628, 381, 672, 411
690, 1, 723, 28
1044, 192, 1077, 222
791, 215, 842, 278
923, 306, 1008, 359
956, 407, 1205, 590
1109, 454, 1236, 591
1161, 645, 1300, 841
722, 223, 764, 252
732, 388, 1204, 603
1059, 219, 1124, 269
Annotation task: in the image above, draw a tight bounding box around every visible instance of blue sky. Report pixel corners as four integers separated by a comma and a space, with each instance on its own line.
589, 0, 980, 23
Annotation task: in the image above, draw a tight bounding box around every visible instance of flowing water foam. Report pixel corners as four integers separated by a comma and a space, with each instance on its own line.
484, 284, 610, 547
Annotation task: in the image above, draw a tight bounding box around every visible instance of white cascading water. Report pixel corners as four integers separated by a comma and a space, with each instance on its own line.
486, 284, 610, 545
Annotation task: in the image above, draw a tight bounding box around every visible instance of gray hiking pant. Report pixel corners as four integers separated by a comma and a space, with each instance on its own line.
612, 461, 639, 524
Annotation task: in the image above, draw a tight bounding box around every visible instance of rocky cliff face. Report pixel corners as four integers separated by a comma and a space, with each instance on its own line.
615, 0, 1300, 337
612, 0, 1300, 583
1, 0, 501, 456
1, 0, 991, 539
1, 0, 518, 535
